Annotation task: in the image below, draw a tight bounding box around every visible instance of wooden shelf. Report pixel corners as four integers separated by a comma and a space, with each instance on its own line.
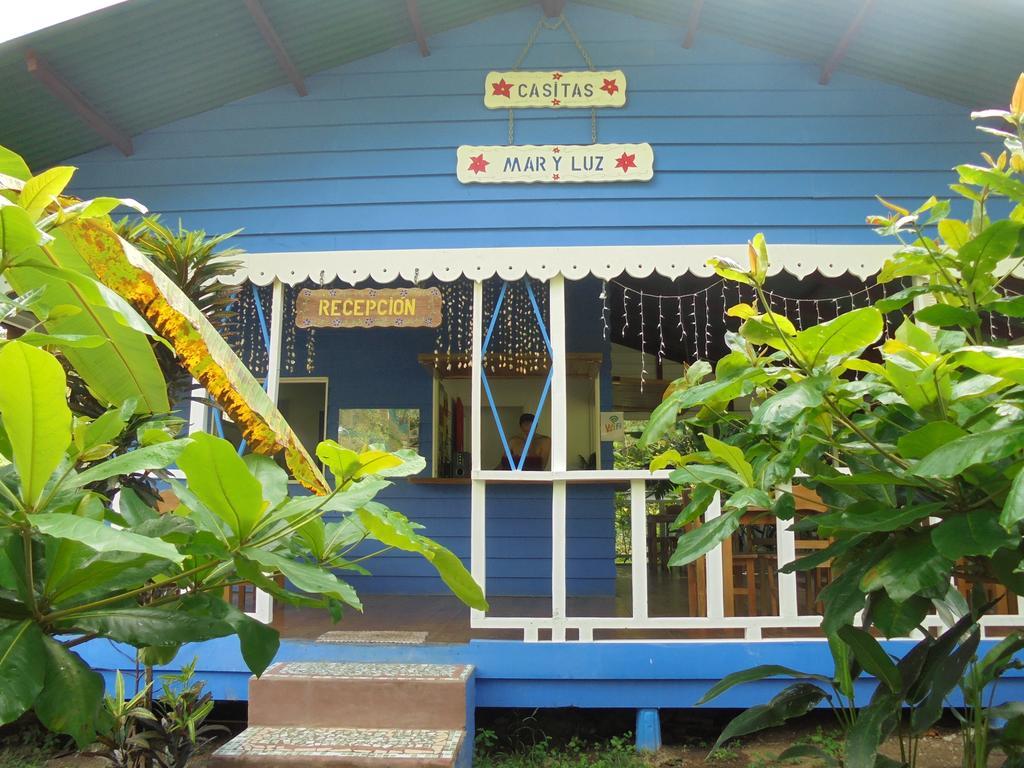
407, 477, 471, 485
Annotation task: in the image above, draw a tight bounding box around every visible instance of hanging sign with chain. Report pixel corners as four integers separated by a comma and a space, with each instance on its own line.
457, 12, 652, 185
295, 287, 442, 329
458, 143, 653, 184
484, 70, 627, 109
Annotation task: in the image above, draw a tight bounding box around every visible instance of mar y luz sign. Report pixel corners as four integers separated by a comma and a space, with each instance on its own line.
484, 70, 627, 109
296, 287, 442, 329
457, 143, 653, 184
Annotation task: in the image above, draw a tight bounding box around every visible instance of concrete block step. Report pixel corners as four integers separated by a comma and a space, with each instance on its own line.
210, 725, 468, 767
249, 662, 474, 730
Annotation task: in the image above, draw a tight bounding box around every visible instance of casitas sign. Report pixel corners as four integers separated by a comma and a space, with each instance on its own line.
296, 287, 442, 329
484, 70, 627, 109
457, 143, 653, 184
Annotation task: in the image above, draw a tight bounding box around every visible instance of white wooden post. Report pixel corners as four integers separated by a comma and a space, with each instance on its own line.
188, 384, 209, 435
265, 279, 285, 404
776, 486, 798, 620
549, 275, 567, 472
630, 479, 649, 620
552, 480, 567, 641
549, 276, 568, 640
470, 281, 486, 623
254, 278, 285, 625
705, 492, 725, 619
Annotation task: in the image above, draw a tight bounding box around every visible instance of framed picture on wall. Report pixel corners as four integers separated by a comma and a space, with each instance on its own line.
337, 408, 420, 453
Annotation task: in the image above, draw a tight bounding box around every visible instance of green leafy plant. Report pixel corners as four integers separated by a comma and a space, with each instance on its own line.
641, 74, 1024, 768
0, 144, 487, 747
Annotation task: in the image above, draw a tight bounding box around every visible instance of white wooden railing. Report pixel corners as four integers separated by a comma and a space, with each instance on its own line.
467, 470, 1024, 643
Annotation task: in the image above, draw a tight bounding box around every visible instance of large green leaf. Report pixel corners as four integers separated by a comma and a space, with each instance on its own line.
957, 165, 1024, 204
0, 620, 46, 724
861, 534, 952, 602
909, 629, 980, 736
896, 422, 968, 459
914, 303, 981, 328
751, 376, 827, 431
178, 433, 265, 541
711, 683, 827, 750
355, 503, 487, 610
667, 509, 742, 567
958, 220, 1024, 288
951, 346, 1024, 385
34, 637, 105, 747
63, 219, 326, 491
19, 166, 75, 221
0, 205, 42, 258
837, 625, 901, 693
0, 145, 31, 181
70, 438, 191, 488
697, 664, 833, 705
845, 691, 898, 768
1002, 469, 1024, 530
241, 547, 361, 609
911, 426, 1024, 478
703, 435, 754, 486
0, 341, 71, 506
931, 513, 1014, 559
792, 308, 883, 369
870, 593, 930, 638
180, 593, 280, 676
62, 606, 233, 647
243, 454, 289, 508
5, 231, 169, 413
813, 501, 943, 535
32, 513, 184, 563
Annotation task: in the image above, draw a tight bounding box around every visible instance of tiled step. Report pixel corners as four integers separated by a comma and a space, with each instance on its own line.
209, 725, 468, 767
248, 662, 474, 730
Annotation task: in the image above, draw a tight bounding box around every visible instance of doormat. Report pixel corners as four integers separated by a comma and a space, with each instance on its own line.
316, 630, 429, 645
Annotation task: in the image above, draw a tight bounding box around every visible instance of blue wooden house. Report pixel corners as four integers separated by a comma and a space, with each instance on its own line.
3, 1, 1023, 764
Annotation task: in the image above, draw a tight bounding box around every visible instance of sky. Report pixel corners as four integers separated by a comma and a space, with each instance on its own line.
1, 0, 126, 44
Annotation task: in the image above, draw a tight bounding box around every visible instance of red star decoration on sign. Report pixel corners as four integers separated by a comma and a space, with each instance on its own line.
552, 173, 560, 181
552, 72, 563, 80
491, 78, 513, 98
468, 154, 489, 174
600, 78, 619, 95
615, 152, 637, 173
552, 98, 561, 106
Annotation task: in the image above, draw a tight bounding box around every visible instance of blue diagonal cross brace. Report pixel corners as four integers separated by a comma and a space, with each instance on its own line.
480, 279, 554, 471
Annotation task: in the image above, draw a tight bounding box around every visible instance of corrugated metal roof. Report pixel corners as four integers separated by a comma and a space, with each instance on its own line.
1, 0, 1020, 168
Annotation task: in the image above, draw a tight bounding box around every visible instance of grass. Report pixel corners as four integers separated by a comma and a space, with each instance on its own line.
474, 728, 649, 768
0, 724, 73, 768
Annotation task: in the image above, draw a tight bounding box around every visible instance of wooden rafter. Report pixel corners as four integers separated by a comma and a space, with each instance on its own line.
682, 0, 704, 49
406, 0, 430, 57
25, 50, 133, 156
243, 0, 307, 96
819, 0, 876, 85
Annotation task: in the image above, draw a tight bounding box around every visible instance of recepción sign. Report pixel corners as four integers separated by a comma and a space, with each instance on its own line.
295, 287, 442, 329
484, 70, 627, 109
457, 143, 653, 184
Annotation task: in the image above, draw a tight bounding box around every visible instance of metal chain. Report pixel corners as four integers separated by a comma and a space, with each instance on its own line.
507, 12, 599, 146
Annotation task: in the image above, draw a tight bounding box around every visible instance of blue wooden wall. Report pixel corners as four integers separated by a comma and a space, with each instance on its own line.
65, 5, 989, 252
58, 5, 991, 597
305, 278, 616, 597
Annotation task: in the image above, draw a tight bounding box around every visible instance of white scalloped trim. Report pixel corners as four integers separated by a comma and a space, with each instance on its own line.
221, 244, 895, 286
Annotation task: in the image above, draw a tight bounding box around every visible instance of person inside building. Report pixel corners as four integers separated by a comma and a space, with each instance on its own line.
501, 412, 551, 471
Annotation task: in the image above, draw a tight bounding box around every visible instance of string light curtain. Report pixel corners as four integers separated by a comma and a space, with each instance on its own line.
602, 278, 902, 391
433, 279, 550, 374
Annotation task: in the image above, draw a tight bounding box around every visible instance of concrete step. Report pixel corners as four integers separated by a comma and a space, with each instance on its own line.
249, 662, 474, 730
209, 725, 469, 767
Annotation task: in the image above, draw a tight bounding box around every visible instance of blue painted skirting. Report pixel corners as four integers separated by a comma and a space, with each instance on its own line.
79, 636, 1024, 710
